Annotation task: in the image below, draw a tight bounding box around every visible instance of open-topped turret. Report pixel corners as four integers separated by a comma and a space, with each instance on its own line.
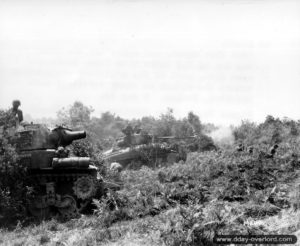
15, 123, 102, 220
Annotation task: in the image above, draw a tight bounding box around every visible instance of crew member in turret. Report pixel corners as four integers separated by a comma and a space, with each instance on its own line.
133, 125, 142, 134
121, 124, 134, 146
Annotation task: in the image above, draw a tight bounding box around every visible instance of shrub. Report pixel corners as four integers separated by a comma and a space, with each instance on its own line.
0, 109, 29, 227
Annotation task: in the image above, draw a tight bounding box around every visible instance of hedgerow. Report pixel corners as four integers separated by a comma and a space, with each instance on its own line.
2, 101, 300, 245
92, 139, 300, 245
0, 110, 29, 227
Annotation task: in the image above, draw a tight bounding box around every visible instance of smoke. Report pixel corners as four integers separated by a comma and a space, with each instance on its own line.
209, 126, 235, 146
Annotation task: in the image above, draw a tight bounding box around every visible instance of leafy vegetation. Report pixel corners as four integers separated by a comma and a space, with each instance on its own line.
0, 110, 29, 227
1, 101, 300, 245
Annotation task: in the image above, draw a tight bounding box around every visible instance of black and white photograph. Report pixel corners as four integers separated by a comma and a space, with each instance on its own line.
0, 0, 299, 245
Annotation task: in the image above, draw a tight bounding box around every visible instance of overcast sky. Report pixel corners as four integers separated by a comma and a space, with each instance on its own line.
0, 0, 299, 125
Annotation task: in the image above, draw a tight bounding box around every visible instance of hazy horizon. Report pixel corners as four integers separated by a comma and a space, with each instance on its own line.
1, 0, 299, 126
21, 104, 300, 128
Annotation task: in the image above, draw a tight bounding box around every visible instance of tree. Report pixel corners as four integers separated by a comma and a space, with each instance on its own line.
187, 111, 202, 134
155, 108, 176, 136
233, 120, 257, 145
57, 101, 94, 128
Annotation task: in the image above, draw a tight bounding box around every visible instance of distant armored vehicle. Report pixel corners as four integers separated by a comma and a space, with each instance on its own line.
15, 124, 104, 219
102, 131, 192, 168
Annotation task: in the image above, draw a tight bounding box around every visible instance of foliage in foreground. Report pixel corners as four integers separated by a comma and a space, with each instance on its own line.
1, 100, 300, 245
92, 146, 300, 245
0, 110, 29, 227
1, 146, 299, 245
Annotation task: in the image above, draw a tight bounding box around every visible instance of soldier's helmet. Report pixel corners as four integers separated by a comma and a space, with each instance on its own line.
12, 100, 21, 107
134, 125, 142, 134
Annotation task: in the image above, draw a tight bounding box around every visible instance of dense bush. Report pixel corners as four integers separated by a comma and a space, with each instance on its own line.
0, 110, 29, 227
92, 142, 300, 245
233, 116, 300, 150
1, 103, 300, 244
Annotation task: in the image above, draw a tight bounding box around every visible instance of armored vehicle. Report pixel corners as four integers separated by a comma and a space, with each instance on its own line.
103, 131, 190, 169
15, 124, 103, 219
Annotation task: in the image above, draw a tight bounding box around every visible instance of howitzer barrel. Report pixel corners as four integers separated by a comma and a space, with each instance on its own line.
62, 130, 86, 143
50, 128, 87, 147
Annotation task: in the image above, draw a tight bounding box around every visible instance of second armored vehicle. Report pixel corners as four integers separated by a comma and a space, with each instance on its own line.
102, 129, 189, 169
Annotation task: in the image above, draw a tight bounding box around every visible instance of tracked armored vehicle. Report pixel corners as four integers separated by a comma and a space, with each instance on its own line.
15, 124, 103, 219
103, 131, 189, 169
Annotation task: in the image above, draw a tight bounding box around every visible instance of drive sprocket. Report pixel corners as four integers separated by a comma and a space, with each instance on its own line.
73, 176, 96, 200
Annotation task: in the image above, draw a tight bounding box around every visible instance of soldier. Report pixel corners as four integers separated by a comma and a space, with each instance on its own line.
264, 144, 279, 159
133, 125, 142, 134
121, 124, 133, 146
122, 124, 133, 136
236, 143, 245, 152
10, 100, 23, 124
269, 144, 279, 157
248, 146, 254, 154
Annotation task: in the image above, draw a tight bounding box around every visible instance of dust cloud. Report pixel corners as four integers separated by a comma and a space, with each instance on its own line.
209, 126, 235, 146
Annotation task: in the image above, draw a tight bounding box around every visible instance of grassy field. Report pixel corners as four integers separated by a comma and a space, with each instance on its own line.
1, 149, 300, 246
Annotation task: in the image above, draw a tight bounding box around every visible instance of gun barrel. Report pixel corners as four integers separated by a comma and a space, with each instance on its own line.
50, 128, 87, 147
63, 130, 86, 142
